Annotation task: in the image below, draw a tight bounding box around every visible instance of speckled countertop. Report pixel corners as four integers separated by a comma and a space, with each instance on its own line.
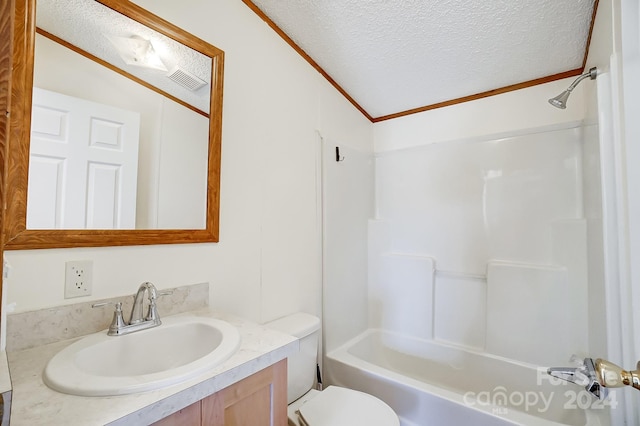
7, 309, 298, 426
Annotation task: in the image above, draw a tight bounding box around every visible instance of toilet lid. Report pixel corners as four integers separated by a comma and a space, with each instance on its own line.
297, 386, 399, 426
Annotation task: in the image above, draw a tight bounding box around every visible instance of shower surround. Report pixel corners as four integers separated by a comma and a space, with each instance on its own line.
322, 122, 608, 425
370, 125, 593, 367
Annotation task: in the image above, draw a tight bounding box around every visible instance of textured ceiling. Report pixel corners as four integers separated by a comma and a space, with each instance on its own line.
248, 0, 597, 120
36, 0, 212, 113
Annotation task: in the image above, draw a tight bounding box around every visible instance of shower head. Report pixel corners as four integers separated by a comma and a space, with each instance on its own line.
548, 90, 571, 109
548, 67, 598, 109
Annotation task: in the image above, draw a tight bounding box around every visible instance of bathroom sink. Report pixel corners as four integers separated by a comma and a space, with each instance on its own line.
43, 315, 241, 396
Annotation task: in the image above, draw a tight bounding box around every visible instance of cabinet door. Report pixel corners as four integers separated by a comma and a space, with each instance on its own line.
202, 359, 287, 426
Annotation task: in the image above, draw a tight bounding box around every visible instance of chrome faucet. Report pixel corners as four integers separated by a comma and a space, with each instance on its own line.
92, 282, 171, 336
548, 357, 605, 400
548, 355, 640, 400
130, 281, 159, 325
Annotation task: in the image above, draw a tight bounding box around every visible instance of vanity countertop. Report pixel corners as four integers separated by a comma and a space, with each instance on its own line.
7, 309, 298, 425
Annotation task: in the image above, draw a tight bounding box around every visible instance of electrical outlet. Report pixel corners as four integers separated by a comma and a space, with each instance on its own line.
64, 260, 93, 298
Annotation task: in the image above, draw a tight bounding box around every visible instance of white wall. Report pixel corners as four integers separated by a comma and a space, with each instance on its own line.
583, 0, 615, 132
156, 100, 208, 229
3, 0, 371, 331
322, 141, 374, 352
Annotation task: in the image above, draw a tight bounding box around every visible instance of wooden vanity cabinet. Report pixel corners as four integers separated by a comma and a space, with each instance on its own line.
153, 359, 287, 426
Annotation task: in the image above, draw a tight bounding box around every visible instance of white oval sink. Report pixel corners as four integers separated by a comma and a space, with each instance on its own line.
43, 315, 241, 396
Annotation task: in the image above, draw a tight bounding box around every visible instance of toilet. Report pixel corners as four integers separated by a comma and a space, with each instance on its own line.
266, 313, 400, 426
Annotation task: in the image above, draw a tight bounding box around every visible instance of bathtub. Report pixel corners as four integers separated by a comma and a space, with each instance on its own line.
324, 329, 611, 426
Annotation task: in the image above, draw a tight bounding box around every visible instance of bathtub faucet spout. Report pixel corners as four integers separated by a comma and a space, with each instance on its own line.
550, 356, 640, 399
547, 357, 604, 400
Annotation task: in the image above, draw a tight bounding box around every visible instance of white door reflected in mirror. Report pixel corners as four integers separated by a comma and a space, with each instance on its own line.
28, 88, 140, 229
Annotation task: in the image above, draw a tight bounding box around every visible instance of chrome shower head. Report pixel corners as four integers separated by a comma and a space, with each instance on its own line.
549, 90, 571, 109
548, 67, 598, 109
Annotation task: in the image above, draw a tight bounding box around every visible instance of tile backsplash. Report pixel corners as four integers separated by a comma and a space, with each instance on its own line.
6, 282, 208, 352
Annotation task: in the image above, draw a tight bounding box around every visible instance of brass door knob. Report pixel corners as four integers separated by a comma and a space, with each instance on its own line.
595, 358, 640, 390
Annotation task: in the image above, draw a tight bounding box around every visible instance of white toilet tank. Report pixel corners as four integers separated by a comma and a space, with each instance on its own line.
266, 312, 320, 404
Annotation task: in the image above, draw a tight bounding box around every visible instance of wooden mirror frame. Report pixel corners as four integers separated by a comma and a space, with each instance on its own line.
6, 0, 224, 249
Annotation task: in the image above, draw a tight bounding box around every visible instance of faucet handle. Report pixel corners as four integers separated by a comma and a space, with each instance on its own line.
91, 301, 119, 309
92, 301, 127, 335
595, 358, 640, 390
144, 289, 173, 323
596, 359, 627, 387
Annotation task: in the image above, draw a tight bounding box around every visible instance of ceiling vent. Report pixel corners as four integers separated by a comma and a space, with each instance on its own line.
167, 66, 207, 91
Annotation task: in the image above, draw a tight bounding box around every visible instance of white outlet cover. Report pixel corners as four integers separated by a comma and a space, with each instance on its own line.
65, 260, 93, 299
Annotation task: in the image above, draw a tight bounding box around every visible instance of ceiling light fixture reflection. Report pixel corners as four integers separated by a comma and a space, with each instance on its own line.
106, 34, 168, 71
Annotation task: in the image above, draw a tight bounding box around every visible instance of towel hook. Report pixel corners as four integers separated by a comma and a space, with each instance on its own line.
335, 146, 345, 162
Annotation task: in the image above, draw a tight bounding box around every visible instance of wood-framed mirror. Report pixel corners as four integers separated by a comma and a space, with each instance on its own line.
6, 0, 224, 249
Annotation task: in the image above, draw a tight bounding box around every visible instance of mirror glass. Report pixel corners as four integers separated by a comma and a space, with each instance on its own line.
31, 0, 211, 230
5, 0, 224, 249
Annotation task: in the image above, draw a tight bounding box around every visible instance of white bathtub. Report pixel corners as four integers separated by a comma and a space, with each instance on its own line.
325, 330, 610, 426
